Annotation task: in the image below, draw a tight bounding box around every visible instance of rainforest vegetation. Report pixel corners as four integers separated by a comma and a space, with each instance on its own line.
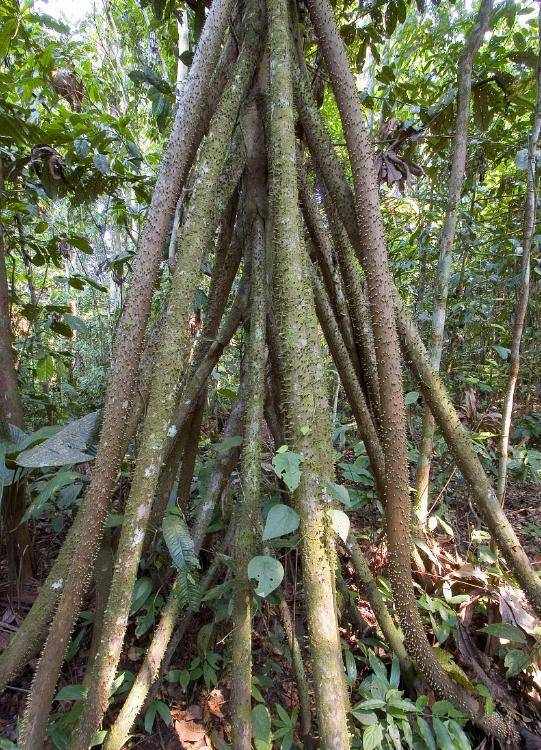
0, 0, 540, 747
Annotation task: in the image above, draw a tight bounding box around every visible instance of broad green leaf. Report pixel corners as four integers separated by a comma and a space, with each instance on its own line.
251, 683, 265, 702
63, 315, 88, 334
74, 136, 90, 157
155, 700, 171, 725
351, 710, 378, 726
262, 503, 300, 541
327, 481, 350, 506
251, 704, 271, 750
162, 509, 199, 572
0, 444, 14, 494
363, 722, 383, 750
93, 152, 110, 174
416, 717, 436, 750
368, 651, 388, 684
387, 718, 402, 750
178, 669, 190, 689
344, 647, 357, 684
387, 697, 418, 713
247, 555, 284, 597
447, 720, 472, 750
272, 446, 303, 492
0, 18, 17, 58
130, 577, 152, 615
481, 622, 527, 644
431, 700, 463, 720
144, 702, 157, 734
104, 513, 124, 528
36, 355, 55, 381
404, 391, 419, 406
70, 274, 107, 292
144, 700, 170, 733
90, 730, 107, 748
67, 236, 92, 254
475, 684, 494, 716
23, 470, 80, 522
339, 459, 374, 486
432, 717, 454, 750
401, 719, 414, 748
215, 434, 243, 454
354, 698, 386, 711
504, 648, 530, 676
494, 345, 510, 361
275, 704, 291, 725
54, 684, 88, 701
17, 412, 99, 467
433, 648, 475, 691
389, 656, 400, 688
135, 610, 155, 637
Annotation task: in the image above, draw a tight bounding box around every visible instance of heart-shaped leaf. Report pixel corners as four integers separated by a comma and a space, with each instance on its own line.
262, 504, 300, 541
247, 555, 284, 597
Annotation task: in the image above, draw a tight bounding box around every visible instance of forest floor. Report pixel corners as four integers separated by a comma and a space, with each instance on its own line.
1, 479, 540, 749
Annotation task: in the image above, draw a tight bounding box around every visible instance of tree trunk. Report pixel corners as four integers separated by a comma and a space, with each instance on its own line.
496, 6, 541, 506
0, 225, 32, 585
414, 0, 494, 527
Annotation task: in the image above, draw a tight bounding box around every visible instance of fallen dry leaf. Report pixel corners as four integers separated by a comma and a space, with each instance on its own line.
206, 688, 225, 719
499, 586, 540, 637
172, 705, 209, 749
450, 563, 488, 584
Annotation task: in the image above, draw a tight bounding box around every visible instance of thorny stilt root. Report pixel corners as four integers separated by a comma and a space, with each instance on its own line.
7, 0, 541, 747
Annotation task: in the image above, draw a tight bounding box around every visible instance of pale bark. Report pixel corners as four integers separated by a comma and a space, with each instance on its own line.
415, 0, 494, 526
496, 6, 541, 506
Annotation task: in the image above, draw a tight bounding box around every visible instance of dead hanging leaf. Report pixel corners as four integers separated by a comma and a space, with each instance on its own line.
172, 705, 209, 749
375, 119, 424, 192
450, 563, 488, 585
459, 388, 477, 424
51, 69, 84, 111
499, 586, 541, 639
29, 145, 64, 181
206, 688, 225, 719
